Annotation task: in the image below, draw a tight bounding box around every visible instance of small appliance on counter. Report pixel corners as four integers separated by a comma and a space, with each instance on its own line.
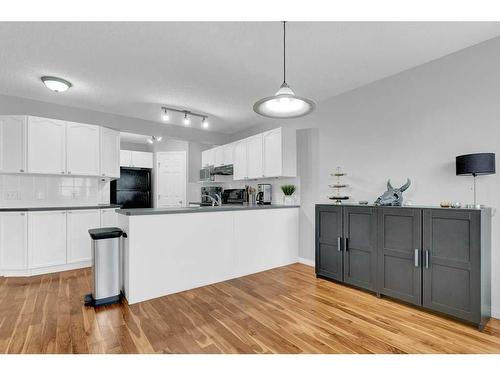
256, 184, 272, 205
201, 186, 223, 206
222, 189, 246, 205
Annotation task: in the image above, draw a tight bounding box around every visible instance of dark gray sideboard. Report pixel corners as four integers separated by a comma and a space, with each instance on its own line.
315, 204, 491, 330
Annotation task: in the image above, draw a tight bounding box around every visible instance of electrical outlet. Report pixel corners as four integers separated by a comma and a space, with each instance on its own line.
5, 191, 19, 200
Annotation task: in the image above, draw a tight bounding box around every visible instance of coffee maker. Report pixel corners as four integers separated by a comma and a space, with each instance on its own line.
256, 184, 272, 205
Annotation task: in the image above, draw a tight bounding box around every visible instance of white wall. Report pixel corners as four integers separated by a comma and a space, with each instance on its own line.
230, 36, 500, 318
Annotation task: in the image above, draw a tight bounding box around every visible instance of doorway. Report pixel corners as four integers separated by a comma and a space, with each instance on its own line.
155, 151, 187, 207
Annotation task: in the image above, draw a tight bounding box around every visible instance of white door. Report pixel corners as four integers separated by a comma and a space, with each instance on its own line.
28, 210, 67, 268
131, 151, 153, 168
66, 122, 100, 176
246, 134, 264, 179
214, 146, 224, 167
67, 209, 100, 263
120, 150, 132, 167
100, 127, 120, 178
0, 116, 27, 174
100, 208, 118, 227
263, 128, 282, 178
0, 212, 28, 270
156, 151, 187, 207
233, 140, 248, 180
27, 117, 66, 175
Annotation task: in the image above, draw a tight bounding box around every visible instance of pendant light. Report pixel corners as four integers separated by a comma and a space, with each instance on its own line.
253, 21, 315, 119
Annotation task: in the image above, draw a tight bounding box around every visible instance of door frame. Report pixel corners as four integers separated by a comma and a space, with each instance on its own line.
154, 151, 187, 208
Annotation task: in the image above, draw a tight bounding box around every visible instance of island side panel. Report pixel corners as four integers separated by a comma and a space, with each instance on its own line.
123, 208, 299, 304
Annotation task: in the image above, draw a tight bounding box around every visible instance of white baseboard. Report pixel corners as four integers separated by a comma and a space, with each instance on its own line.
1, 261, 91, 277
492, 307, 500, 319
297, 257, 314, 267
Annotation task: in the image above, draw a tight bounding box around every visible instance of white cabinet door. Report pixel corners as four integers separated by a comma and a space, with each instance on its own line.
28, 211, 67, 268
263, 128, 282, 178
201, 150, 209, 168
202, 148, 215, 167
0, 116, 27, 174
67, 209, 100, 264
66, 122, 100, 176
214, 146, 224, 167
100, 127, 120, 178
0, 212, 28, 270
131, 151, 153, 168
223, 144, 234, 166
120, 150, 132, 167
233, 140, 248, 180
27, 117, 66, 175
246, 134, 264, 179
100, 208, 118, 227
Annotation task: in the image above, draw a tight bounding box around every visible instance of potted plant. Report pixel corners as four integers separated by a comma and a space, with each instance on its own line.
281, 184, 296, 205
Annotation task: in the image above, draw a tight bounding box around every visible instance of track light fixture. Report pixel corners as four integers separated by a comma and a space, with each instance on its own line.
147, 135, 163, 144
160, 106, 210, 129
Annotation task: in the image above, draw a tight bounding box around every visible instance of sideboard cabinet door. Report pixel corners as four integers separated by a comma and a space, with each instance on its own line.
315, 205, 343, 281
343, 206, 377, 291
422, 209, 481, 324
377, 207, 422, 306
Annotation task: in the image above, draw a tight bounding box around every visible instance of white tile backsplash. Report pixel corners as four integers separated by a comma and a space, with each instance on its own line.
0, 174, 110, 208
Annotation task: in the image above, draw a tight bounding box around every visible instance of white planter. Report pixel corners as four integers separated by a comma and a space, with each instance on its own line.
283, 195, 295, 206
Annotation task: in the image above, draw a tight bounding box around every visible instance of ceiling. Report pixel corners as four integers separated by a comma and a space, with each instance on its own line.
1, 22, 500, 134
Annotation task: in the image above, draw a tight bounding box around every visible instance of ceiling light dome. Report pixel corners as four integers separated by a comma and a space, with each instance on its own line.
41, 76, 72, 92
253, 22, 315, 119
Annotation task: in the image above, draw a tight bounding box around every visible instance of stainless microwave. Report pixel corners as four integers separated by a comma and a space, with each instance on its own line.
199, 166, 214, 181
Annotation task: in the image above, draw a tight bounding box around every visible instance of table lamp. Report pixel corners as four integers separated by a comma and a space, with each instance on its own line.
456, 153, 496, 208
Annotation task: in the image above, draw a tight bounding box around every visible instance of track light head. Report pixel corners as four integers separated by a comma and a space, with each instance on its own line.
183, 112, 191, 126
201, 117, 209, 129
161, 108, 169, 122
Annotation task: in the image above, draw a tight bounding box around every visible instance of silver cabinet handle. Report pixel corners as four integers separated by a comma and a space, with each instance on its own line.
414, 249, 419, 267
337, 237, 342, 252
425, 250, 430, 269
20, 212, 25, 216
19, 169, 24, 172
61, 171, 65, 174
68, 171, 71, 174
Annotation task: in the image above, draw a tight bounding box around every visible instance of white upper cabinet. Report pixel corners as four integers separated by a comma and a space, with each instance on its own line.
0, 212, 28, 271
120, 150, 153, 168
120, 150, 133, 167
246, 134, 264, 179
0, 116, 27, 174
66, 122, 100, 176
263, 128, 283, 178
214, 146, 224, 167
67, 209, 100, 264
28, 210, 67, 268
201, 148, 215, 168
27, 116, 66, 175
233, 140, 248, 180
223, 144, 234, 166
100, 127, 120, 178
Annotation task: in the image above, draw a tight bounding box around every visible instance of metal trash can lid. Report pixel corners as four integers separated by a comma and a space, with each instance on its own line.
88, 227, 124, 240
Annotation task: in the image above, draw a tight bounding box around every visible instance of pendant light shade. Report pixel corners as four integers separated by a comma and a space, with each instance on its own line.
253, 22, 315, 119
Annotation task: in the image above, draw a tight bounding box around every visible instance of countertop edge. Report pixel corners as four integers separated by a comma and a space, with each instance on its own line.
0, 204, 121, 212
117, 205, 300, 216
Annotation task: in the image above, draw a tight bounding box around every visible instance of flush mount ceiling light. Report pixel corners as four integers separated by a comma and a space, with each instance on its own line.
253, 21, 315, 119
160, 106, 209, 129
41, 76, 72, 93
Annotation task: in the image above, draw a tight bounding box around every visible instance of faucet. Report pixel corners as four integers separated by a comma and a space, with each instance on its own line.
201, 193, 222, 206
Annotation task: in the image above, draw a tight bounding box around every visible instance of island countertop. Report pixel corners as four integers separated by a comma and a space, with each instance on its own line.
116, 204, 299, 216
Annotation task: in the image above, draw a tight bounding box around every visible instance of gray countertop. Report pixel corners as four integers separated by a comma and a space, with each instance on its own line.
0, 204, 121, 212
117, 204, 300, 216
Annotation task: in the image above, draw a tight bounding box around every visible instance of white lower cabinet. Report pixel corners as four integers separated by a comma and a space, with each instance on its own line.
28, 211, 67, 268
100, 208, 118, 227
0, 212, 28, 271
67, 209, 100, 263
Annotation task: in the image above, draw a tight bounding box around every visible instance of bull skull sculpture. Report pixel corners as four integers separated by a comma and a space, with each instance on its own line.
374, 178, 411, 206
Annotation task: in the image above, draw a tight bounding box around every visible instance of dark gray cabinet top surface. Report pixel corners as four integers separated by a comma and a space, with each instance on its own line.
316, 203, 490, 212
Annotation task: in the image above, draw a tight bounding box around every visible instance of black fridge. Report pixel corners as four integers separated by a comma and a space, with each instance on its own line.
111, 167, 152, 208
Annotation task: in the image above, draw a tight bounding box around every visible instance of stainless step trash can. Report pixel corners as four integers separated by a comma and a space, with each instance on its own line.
84, 227, 126, 307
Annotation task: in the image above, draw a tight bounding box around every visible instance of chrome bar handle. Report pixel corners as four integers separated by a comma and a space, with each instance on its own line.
337, 237, 341, 252
414, 249, 419, 267
425, 250, 430, 269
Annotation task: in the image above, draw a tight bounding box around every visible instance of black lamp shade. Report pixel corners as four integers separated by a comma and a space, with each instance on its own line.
456, 153, 496, 176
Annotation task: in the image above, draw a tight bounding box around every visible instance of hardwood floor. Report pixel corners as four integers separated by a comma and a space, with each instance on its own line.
1, 263, 500, 354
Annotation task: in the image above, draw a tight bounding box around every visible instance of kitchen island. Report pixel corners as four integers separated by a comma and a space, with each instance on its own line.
117, 205, 299, 304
